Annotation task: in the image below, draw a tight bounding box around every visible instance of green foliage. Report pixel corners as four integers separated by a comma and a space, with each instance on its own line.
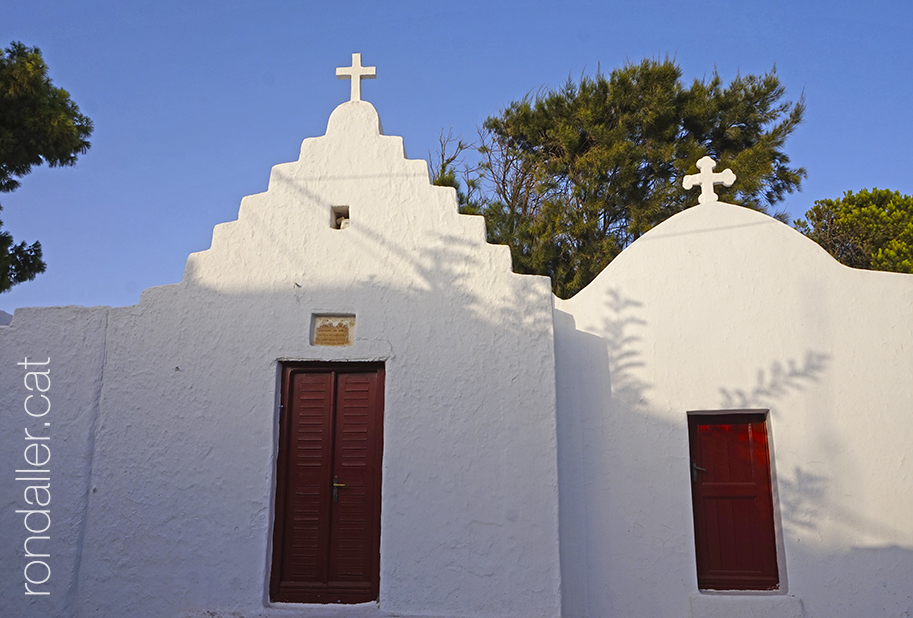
0, 41, 93, 292
0, 223, 44, 291
435, 58, 805, 298
794, 189, 913, 273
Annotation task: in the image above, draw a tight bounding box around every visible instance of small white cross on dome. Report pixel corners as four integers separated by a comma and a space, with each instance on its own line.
336, 53, 376, 102
683, 156, 736, 204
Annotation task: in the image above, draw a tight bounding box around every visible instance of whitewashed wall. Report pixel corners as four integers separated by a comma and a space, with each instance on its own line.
0, 101, 562, 618
555, 201, 913, 618
0, 306, 108, 618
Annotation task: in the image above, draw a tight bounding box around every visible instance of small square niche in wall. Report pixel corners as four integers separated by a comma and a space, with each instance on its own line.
311, 315, 355, 346
332, 205, 350, 229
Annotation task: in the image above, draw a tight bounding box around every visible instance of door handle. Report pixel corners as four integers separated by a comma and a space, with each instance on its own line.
332, 476, 345, 502
691, 462, 707, 482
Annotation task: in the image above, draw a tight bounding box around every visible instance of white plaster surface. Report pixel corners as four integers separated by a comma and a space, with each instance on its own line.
688, 593, 806, 618
555, 201, 913, 617
0, 306, 108, 618
0, 100, 561, 618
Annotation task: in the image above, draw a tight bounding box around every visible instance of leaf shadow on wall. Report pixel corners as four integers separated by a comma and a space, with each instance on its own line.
718, 351, 829, 410
716, 352, 913, 615
553, 287, 661, 618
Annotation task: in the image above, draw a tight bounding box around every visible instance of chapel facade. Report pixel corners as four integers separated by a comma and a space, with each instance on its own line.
2, 55, 912, 618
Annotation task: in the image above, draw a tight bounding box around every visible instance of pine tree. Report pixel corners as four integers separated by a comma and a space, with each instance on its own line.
437, 58, 805, 298
794, 189, 913, 273
0, 41, 93, 292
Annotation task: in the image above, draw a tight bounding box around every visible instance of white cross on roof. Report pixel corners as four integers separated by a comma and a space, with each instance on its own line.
682, 156, 736, 204
336, 53, 376, 102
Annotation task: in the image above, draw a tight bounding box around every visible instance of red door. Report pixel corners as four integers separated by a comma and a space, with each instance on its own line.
270, 364, 384, 603
688, 412, 779, 590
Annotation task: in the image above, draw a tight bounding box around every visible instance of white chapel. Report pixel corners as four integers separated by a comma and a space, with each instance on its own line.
1, 54, 911, 618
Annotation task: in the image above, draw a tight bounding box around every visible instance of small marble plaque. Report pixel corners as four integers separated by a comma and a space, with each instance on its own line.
312, 315, 355, 346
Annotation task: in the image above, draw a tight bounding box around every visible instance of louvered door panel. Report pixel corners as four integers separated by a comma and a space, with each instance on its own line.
329, 372, 380, 582
284, 372, 333, 583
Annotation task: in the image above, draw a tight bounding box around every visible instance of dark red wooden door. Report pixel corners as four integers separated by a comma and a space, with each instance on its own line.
688, 412, 779, 590
270, 364, 384, 603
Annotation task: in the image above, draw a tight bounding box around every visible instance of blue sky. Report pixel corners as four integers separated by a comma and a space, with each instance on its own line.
2, 0, 911, 312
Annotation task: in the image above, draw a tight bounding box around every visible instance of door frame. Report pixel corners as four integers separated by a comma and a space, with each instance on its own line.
269, 361, 385, 604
